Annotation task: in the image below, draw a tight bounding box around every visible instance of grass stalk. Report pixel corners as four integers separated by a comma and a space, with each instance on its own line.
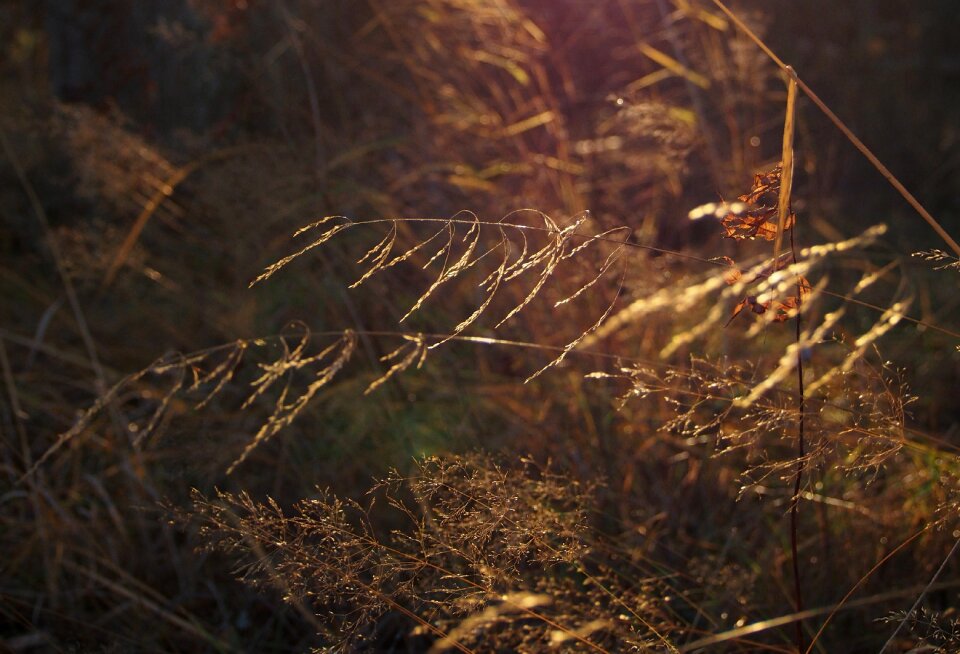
777, 70, 806, 653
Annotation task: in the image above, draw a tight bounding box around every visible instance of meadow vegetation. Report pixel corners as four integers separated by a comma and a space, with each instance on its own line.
1, 1, 959, 652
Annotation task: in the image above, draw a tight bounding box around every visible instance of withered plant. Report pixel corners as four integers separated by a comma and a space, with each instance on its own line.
186, 453, 682, 652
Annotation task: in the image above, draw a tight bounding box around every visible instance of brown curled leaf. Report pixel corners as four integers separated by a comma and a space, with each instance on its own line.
721, 164, 795, 241
724, 266, 811, 326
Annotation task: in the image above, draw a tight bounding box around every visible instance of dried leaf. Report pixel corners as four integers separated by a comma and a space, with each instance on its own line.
719, 165, 795, 241
721, 254, 811, 325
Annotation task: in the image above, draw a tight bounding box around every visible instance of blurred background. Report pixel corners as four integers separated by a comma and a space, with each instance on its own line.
1, 1, 959, 651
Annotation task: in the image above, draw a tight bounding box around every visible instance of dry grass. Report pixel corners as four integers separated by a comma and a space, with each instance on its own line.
2, 1, 960, 652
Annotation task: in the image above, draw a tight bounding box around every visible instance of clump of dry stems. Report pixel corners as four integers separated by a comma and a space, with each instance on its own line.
186, 453, 679, 652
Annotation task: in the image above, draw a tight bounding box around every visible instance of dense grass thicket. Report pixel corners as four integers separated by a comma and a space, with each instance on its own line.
2, 1, 959, 652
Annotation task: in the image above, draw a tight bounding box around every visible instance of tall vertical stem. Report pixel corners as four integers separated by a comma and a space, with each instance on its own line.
790, 226, 806, 653
777, 70, 805, 653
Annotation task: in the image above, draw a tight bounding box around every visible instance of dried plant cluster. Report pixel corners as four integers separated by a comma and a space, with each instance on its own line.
595, 348, 912, 482
187, 454, 682, 652
2, 1, 960, 653
879, 607, 960, 653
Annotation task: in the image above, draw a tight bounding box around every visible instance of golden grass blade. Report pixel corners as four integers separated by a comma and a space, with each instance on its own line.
227, 330, 357, 474
581, 267, 728, 348
364, 334, 427, 395
671, 0, 728, 31
635, 42, 710, 90
17, 367, 144, 485
660, 302, 726, 358
101, 145, 255, 288
400, 215, 481, 322
250, 220, 354, 287
428, 593, 553, 653
495, 215, 588, 328
434, 229, 511, 346
733, 301, 839, 408
356, 220, 397, 266
804, 300, 912, 397
132, 356, 186, 447
525, 258, 626, 383
240, 325, 332, 410
554, 227, 629, 307
194, 341, 248, 409
773, 71, 797, 267
502, 110, 555, 137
